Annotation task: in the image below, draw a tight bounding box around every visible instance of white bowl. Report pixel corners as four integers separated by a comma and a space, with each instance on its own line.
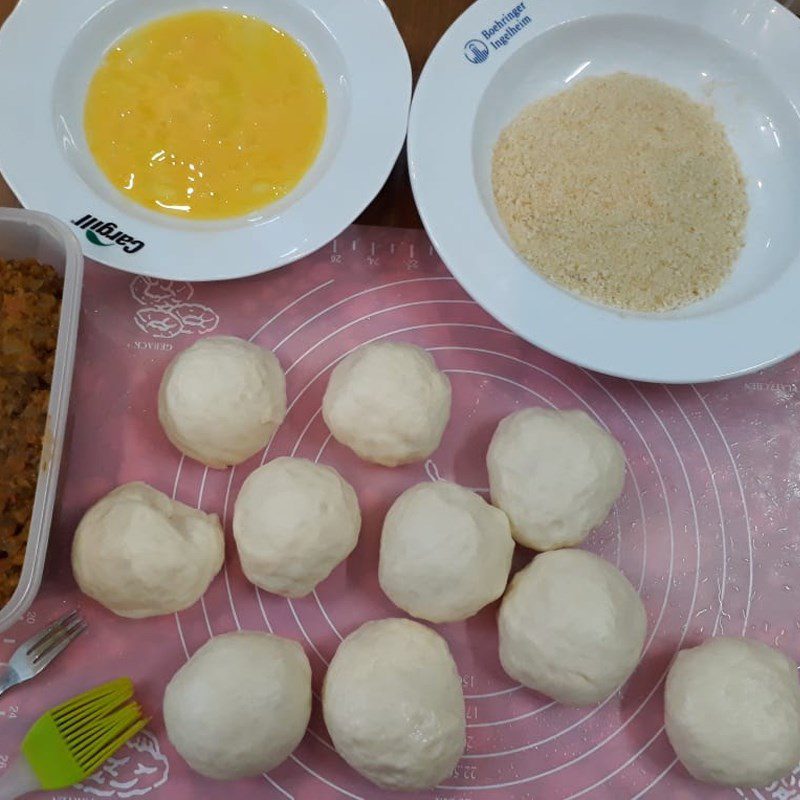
408, 0, 800, 383
0, 0, 411, 280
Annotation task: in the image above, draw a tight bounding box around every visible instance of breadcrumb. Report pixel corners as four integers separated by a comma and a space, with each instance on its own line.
492, 73, 748, 312
0, 258, 62, 606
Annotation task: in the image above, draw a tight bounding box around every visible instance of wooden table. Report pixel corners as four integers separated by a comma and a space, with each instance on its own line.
0, 0, 797, 229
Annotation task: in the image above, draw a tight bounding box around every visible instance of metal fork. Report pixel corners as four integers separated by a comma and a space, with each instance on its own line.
0, 610, 87, 697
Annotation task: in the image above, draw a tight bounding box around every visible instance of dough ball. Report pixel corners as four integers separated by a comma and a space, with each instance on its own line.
72, 482, 224, 618
379, 481, 514, 622
233, 457, 361, 598
665, 637, 800, 787
487, 408, 625, 550
158, 336, 286, 469
498, 549, 646, 706
323, 618, 465, 790
163, 632, 311, 780
322, 341, 451, 467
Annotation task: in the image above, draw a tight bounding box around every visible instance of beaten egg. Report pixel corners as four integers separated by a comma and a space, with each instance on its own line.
84, 10, 327, 219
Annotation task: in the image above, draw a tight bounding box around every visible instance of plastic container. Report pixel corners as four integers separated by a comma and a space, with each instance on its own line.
0, 208, 83, 632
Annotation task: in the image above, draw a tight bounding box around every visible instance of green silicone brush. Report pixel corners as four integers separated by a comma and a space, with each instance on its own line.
0, 678, 147, 799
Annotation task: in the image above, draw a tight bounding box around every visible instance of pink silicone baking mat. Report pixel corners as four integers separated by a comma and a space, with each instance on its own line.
2, 224, 799, 800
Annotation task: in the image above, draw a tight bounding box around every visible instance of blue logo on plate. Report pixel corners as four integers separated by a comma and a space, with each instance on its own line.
464, 39, 489, 64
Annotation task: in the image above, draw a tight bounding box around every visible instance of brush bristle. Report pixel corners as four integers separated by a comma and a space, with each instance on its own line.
51, 679, 146, 771
21, 677, 148, 791
50, 678, 134, 722
71, 705, 147, 772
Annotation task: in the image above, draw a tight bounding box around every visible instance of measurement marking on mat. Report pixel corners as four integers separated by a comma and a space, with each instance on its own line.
351, 239, 358, 252
390, 243, 396, 254
332, 239, 338, 254
2, 639, 14, 644
367, 242, 380, 265
451, 764, 478, 781
410, 244, 415, 259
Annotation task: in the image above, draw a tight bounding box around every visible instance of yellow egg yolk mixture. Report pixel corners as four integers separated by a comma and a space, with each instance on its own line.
84, 10, 327, 219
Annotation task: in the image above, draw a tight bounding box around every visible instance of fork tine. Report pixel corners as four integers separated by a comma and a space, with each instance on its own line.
32, 616, 86, 660
26, 610, 83, 659
31, 619, 87, 671
21, 609, 80, 655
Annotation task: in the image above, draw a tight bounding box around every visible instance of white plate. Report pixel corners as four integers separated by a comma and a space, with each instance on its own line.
0, 0, 411, 280
408, 0, 800, 383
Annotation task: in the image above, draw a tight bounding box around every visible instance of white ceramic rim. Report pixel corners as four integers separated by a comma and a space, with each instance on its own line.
0, 0, 411, 280
408, 0, 800, 384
